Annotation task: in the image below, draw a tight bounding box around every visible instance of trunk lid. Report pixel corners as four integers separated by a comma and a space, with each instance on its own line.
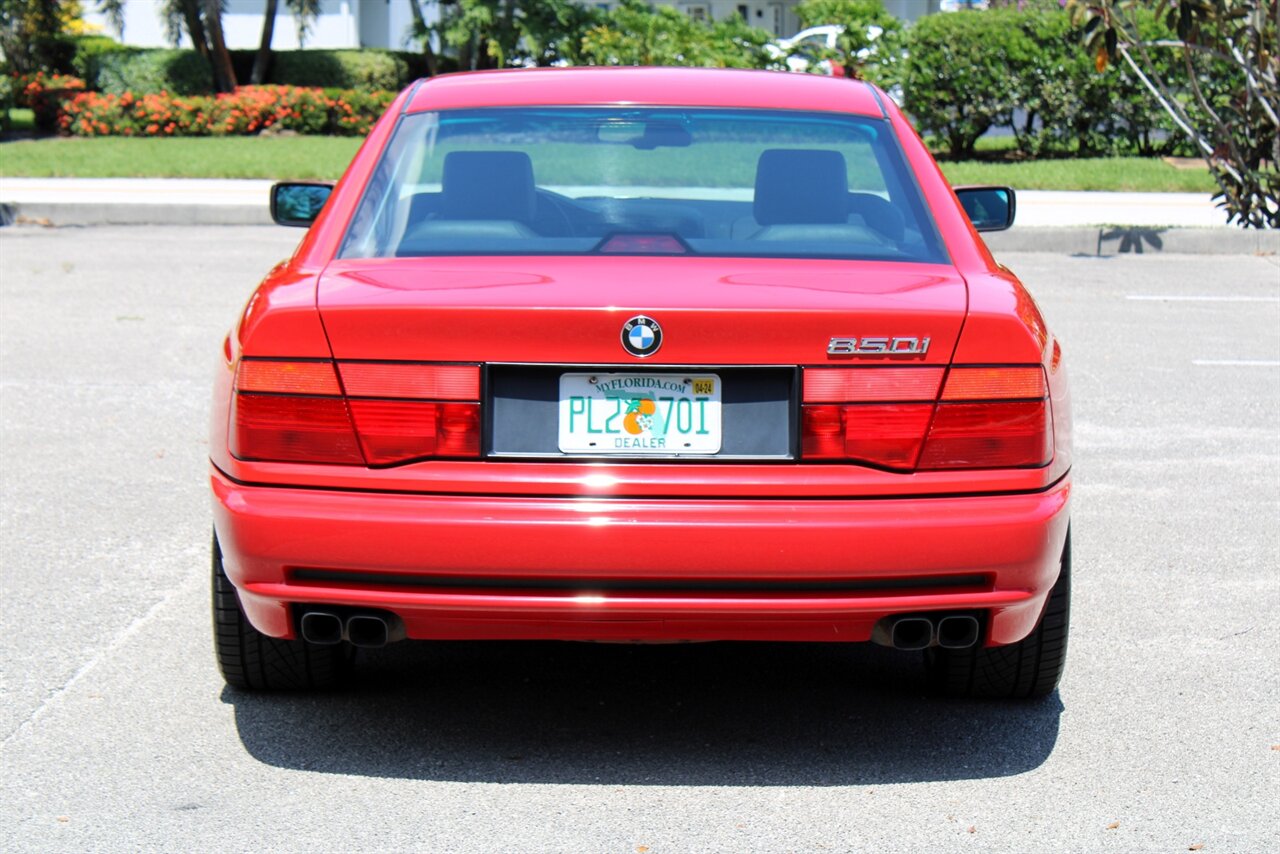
317, 256, 966, 365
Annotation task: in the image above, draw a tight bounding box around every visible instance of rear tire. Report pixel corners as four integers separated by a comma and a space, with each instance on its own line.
925, 530, 1071, 700
212, 532, 352, 690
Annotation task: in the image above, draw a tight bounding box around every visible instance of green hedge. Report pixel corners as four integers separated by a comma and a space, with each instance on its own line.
71, 41, 432, 95
94, 49, 215, 96
899, 9, 1033, 160
262, 49, 412, 90
898, 7, 1188, 159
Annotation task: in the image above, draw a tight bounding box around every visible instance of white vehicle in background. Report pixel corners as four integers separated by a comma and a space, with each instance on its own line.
766, 24, 885, 76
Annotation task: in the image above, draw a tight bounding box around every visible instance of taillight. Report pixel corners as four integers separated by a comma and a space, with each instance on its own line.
917, 401, 1050, 469
230, 358, 481, 465
348, 400, 480, 464
802, 404, 935, 468
801, 365, 1052, 470
231, 392, 364, 464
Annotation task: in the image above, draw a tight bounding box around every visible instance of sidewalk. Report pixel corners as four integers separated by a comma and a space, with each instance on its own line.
1, 177, 1275, 254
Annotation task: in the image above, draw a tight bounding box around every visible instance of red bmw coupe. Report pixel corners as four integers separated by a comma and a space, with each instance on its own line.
210, 67, 1071, 698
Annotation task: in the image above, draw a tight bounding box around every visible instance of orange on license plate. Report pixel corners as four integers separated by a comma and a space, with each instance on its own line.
557, 373, 722, 455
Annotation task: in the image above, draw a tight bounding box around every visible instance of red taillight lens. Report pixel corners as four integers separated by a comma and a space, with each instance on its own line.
348, 400, 480, 464
801, 365, 1053, 471
231, 358, 481, 466
230, 394, 363, 464
801, 405, 846, 459
918, 401, 1051, 469
597, 234, 688, 254
802, 404, 933, 469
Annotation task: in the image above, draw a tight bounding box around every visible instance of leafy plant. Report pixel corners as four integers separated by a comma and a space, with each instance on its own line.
94, 48, 215, 95
1067, 0, 1278, 227
578, 0, 776, 68
901, 8, 1039, 160
267, 49, 411, 90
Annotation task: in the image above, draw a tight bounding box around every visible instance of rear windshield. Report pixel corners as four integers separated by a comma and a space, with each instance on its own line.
339, 107, 947, 264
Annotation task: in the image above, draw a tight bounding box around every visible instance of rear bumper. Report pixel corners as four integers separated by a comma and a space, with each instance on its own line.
211, 467, 1070, 645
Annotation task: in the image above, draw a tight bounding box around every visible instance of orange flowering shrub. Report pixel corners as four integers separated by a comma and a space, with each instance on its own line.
15, 72, 89, 132
56, 85, 395, 137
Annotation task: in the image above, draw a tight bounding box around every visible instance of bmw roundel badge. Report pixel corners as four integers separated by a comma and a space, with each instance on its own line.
621, 315, 663, 358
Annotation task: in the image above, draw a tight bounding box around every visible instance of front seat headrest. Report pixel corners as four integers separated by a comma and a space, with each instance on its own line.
753, 149, 849, 226
441, 151, 537, 225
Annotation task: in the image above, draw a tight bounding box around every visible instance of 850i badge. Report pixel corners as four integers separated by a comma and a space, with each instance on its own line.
828, 336, 931, 356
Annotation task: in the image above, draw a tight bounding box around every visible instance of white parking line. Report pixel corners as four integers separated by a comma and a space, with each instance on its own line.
1192, 360, 1280, 366
1127, 295, 1280, 302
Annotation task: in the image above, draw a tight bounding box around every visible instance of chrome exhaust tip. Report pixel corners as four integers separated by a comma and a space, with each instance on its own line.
890, 616, 935, 651
299, 611, 344, 645
936, 615, 981, 649
345, 613, 407, 649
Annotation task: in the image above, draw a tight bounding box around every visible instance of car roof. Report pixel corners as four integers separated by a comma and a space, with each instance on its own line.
405, 67, 887, 118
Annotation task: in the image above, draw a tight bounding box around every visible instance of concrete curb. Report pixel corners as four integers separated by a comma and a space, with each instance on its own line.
984, 226, 1279, 256
2, 201, 1275, 255
0, 201, 271, 227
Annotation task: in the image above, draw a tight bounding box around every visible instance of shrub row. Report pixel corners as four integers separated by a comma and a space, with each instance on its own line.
53, 84, 394, 137
70, 39, 433, 96
895, 7, 1189, 159
13, 71, 88, 131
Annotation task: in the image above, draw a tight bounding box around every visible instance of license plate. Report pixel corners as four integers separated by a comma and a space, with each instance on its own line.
558, 373, 722, 455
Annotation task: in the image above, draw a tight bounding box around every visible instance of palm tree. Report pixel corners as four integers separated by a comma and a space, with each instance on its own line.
250, 0, 322, 86
250, 0, 279, 84
96, 0, 234, 91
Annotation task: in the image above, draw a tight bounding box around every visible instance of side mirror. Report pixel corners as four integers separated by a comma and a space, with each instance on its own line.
270, 182, 334, 227
955, 186, 1016, 232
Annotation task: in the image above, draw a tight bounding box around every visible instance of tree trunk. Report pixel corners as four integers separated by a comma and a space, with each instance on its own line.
202, 0, 239, 93
407, 0, 437, 77
250, 0, 279, 85
180, 0, 212, 62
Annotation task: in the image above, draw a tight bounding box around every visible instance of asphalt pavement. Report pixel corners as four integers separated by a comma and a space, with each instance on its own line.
1, 226, 1277, 852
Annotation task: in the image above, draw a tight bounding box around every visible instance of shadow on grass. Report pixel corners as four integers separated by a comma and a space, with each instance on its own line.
223, 640, 1062, 785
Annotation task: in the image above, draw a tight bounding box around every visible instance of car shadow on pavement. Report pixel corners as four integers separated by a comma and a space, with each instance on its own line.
224, 640, 1062, 785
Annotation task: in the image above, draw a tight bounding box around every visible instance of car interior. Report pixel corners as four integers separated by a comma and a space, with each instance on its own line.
390, 147, 923, 260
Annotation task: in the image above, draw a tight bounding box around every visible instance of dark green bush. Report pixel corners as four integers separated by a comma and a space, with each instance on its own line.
1011, 9, 1186, 157
266, 50, 411, 90
94, 49, 215, 96
230, 49, 431, 89
901, 7, 1191, 159
69, 35, 134, 83
902, 9, 1037, 160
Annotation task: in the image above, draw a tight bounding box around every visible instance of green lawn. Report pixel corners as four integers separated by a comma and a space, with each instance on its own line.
939, 157, 1216, 192
4, 108, 35, 132
0, 135, 365, 179
0, 133, 1218, 192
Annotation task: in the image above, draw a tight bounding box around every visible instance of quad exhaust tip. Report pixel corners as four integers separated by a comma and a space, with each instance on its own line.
299, 611, 343, 645
890, 616, 935, 651
872, 613, 982, 650
346, 614, 407, 648
299, 610, 407, 648
936, 615, 981, 649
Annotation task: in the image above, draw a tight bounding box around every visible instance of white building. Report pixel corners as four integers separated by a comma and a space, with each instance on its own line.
83, 0, 944, 50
